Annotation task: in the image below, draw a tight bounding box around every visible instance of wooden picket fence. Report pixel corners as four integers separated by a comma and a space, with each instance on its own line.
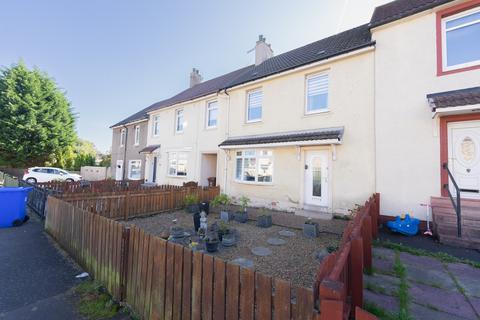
314, 194, 380, 320
35, 179, 146, 193
45, 196, 318, 320
60, 186, 220, 220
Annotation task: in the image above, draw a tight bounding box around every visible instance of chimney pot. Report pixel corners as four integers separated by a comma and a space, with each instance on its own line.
190, 68, 203, 88
255, 34, 273, 65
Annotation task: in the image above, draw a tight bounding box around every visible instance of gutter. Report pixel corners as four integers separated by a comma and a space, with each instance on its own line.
122, 125, 128, 180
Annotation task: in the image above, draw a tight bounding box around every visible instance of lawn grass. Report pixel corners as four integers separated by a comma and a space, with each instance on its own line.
374, 239, 480, 269
74, 281, 120, 320
393, 250, 412, 320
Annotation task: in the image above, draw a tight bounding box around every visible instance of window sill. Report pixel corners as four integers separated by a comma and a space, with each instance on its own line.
234, 180, 273, 186
304, 109, 330, 116
244, 120, 263, 126
205, 126, 217, 131
167, 175, 187, 179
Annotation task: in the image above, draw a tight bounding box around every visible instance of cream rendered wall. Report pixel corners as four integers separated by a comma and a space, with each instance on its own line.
145, 94, 227, 187
372, 5, 480, 219
223, 51, 376, 213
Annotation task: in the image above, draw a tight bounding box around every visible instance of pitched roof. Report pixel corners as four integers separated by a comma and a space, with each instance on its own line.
370, 0, 454, 28
146, 65, 255, 113
113, 24, 373, 126
110, 97, 174, 128
427, 86, 480, 109
227, 24, 373, 87
219, 127, 344, 148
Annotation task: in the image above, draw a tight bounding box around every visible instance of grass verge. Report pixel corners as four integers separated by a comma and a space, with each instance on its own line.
74, 281, 120, 320
374, 240, 480, 269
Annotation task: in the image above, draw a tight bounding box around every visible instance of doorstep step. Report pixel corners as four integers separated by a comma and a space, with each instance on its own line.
295, 209, 333, 220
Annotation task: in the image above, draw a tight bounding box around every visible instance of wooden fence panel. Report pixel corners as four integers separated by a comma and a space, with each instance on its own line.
274, 278, 291, 320
240, 267, 255, 320
202, 255, 214, 320
173, 245, 184, 320
191, 251, 203, 320
213, 258, 226, 320
225, 263, 240, 320
256, 273, 272, 320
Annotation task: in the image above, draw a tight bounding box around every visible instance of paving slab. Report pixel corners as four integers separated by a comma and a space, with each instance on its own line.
468, 296, 480, 317
267, 238, 286, 246
363, 289, 399, 314
373, 257, 395, 275
251, 247, 272, 257
364, 273, 399, 296
278, 230, 296, 237
446, 263, 480, 298
410, 302, 471, 320
405, 264, 457, 291
409, 282, 477, 320
373, 247, 396, 260
231, 258, 254, 269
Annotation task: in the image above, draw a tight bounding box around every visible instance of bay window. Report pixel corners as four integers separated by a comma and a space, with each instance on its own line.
235, 150, 273, 183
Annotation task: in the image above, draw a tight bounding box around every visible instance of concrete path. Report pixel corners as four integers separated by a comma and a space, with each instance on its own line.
0, 213, 83, 320
365, 247, 480, 320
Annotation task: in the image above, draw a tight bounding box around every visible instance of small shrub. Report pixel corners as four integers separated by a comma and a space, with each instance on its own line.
184, 194, 199, 206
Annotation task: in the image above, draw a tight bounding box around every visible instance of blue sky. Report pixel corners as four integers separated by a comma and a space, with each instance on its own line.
0, 0, 389, 152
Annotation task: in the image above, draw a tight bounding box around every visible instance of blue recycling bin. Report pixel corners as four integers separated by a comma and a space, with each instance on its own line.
0, 187, 32, 228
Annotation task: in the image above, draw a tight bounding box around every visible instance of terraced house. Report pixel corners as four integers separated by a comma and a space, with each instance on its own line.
111, 0, 480, 245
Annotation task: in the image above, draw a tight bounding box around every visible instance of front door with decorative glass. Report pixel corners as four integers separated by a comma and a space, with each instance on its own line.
448, 120, 480, 199
304, 150, 329, 208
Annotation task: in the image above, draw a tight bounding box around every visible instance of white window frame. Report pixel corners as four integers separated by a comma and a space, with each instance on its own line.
120, 129, 126, 147
305, 72, 329, 115
441, 6, 480, 72
128, 160, 142, 180
152, 115, 160, 137
246, 88, 263, 123
175, 109, 184, 133
167, 151, 188, 177
235, 149, 274, 185
206, 100, 218, 129
134, 125, 140, 146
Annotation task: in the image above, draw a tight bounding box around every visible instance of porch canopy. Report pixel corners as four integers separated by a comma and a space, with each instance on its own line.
427, 86, 480, 113
139, 144, 161, 154
218, 127, 344, 149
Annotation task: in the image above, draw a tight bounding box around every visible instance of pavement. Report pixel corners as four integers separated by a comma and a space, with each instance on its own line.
365, 246, 480, 320
0, 212, 84, 320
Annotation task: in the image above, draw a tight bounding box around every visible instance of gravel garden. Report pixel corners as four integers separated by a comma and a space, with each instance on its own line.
125, 194, 347, 289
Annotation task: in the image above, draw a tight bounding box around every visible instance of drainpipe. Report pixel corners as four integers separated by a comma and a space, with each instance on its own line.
222, 88, 231, 194
122, 125, 128, 180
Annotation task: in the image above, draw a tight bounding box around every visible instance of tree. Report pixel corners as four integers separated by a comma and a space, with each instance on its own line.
99, 153, 111, 167
0, 62, 76, 167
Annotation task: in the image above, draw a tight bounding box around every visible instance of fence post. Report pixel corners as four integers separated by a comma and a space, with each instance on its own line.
350, 237, 364, 312
123, 192, 130, 221
362, 216, 372, 271
371, 199, 378, 240
120, 227, 130, 301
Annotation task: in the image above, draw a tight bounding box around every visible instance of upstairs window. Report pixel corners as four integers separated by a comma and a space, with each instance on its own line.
206, 101, 218, 128
153, 115, 160, 136
306, 73, 329, 113
134, 126, 140, 145
235, 150, 273, 183
120, 129, 126, 147
247, 89, 262, 122
441, 6, 480, 72
175, 109, 184, 133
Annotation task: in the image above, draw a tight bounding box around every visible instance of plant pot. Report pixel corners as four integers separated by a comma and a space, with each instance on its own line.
186, 204, 200, 214
220, 211, 233, 222
193, 212, 200, 232
205, 240, 219, 253
222, 233, 236, 247
303, 223, 319, 238
257, 215, 272, 228
235, 211, 248, 223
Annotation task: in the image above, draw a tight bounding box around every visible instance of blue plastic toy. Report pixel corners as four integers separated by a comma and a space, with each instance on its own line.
0, 187, 32, 228
386, 214, 419, 236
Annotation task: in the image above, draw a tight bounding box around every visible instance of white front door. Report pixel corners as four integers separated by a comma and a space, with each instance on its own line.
448, 120, 480, 199
115, 160, 123, 181
304, 150, 329, 207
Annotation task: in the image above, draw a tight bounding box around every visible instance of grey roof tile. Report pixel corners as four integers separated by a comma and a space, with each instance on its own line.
370, 0, 455, 28
427, 86, 480, 109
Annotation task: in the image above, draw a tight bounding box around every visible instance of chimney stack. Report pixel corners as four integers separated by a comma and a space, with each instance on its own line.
189, 68, 203, 88
255, 35, 273, 65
